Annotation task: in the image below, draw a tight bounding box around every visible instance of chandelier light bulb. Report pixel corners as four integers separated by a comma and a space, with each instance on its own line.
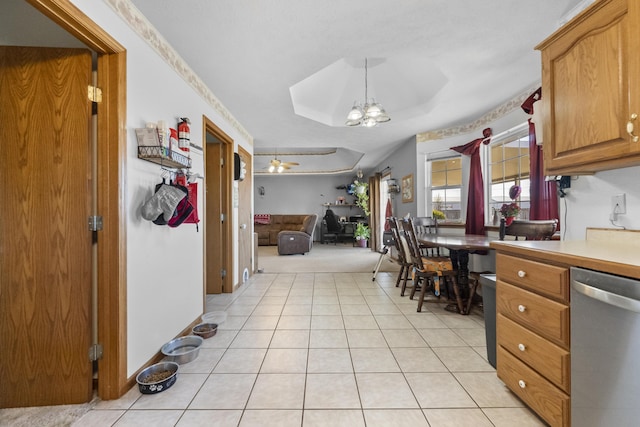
268, 165, 275, 173
347, 104, 364, 121
277, 165, 284, 173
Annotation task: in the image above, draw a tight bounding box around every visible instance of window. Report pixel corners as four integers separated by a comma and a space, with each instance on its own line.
430, 156, 462, 221
488, 129, 530, 221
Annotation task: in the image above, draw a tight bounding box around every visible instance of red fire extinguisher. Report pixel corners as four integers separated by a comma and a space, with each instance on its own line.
178, 117, 190, 152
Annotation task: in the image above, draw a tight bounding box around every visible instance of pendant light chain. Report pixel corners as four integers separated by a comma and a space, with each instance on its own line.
345, 57, 390, 127
364, 58, 368, 103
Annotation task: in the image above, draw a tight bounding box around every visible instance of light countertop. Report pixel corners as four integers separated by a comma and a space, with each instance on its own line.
490, 239, 640, 280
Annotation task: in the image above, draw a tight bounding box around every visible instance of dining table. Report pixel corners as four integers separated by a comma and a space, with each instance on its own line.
417, 233, 495, 314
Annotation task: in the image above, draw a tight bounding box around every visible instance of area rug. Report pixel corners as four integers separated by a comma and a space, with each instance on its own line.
0, 399, 96, 427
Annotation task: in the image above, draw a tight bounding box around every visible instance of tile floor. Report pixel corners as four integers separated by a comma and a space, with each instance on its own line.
73, 272, 545, 427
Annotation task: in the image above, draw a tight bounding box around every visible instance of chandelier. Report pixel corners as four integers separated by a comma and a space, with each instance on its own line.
345, 58, 390, 127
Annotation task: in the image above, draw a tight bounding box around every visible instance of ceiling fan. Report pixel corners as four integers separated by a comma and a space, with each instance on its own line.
268, 157, 299, 173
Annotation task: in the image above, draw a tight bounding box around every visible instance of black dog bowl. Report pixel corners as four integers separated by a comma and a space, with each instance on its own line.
136, 361, 179, 394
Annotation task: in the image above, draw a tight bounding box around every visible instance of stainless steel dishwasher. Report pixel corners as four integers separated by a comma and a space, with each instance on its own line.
571, 267, 640, 427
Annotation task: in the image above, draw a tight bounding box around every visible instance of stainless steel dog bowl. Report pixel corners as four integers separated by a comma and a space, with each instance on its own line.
136, 361, 179, 394
192, 322, 218, 339
161, 335, 203, 364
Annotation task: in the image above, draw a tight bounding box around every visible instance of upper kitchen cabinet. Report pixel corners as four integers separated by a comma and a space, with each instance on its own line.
536, 0, 640, 175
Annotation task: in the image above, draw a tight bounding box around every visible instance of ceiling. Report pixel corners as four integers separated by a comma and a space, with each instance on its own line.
7, 0, 590, 175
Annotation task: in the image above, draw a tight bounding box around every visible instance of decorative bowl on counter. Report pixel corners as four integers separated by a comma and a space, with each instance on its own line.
161, 335, 203, 364
136, 361, 179, 394
192, 322, 218, 339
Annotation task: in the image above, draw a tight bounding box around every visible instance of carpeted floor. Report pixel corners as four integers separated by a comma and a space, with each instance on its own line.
0, 399, 97, 427
256, 242, 399, 274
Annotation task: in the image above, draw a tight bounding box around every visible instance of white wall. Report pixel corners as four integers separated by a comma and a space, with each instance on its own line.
72, 0, 253, 376
374, 138, 418, 219
559, 166, 640, 240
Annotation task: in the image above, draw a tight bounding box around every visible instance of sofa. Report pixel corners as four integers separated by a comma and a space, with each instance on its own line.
277, 214, 318, 255
254, 214, 313, 246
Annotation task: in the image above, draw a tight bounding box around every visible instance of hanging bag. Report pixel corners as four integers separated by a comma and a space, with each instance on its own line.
181, 182, 200, 231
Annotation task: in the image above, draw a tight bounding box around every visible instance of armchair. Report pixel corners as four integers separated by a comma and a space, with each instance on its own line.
277, 214, 318, 255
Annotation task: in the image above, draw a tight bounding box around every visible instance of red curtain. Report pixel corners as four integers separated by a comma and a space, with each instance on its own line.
384, 198, 392, 231
522, 89, 559, 227
451, 128, 492, 235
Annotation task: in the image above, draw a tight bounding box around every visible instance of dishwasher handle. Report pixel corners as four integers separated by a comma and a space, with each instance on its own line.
572, 279, 640, 314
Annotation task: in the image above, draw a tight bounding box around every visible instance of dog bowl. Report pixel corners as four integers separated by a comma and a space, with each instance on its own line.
136, 361, 179, 394
161, 335, 203, 364
202, 311, 227, 325
192, 322, 218, 339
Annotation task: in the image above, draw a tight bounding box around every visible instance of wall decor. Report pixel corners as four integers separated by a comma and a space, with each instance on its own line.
402, 174, 414, 203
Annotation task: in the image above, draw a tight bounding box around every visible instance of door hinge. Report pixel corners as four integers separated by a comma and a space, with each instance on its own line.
87, 85, 102, 103
221, 269, 227, 278
220, 213, 226, 223
89, 343, 103, 361
220, 157, 224, 166
89, 215, 103, 231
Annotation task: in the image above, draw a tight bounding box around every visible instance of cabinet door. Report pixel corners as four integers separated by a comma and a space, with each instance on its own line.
538, 0, 640, 174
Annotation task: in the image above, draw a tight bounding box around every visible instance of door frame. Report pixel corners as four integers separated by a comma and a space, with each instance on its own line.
27, 0, 128, 400
204, 116, 234, 293
237, 145, 253, 284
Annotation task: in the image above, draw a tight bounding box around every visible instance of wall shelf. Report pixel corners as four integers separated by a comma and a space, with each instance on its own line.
138, 146, 191, 169
323, 203, 357, 208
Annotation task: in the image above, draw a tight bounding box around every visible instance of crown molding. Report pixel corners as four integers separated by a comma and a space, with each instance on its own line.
416, 83, 540, 143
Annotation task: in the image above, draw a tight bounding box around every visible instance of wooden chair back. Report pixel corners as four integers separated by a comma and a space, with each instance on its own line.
412, 216, 440, 256
400, 218, 426, 268
499, 218, 558, 240
388, 217, 408, 264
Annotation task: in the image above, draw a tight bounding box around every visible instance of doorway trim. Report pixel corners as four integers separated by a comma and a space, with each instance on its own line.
203, 116, 234, 294
27, 0, 128, 400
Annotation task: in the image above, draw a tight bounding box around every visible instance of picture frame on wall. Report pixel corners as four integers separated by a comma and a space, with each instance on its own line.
402, 174, 413, 203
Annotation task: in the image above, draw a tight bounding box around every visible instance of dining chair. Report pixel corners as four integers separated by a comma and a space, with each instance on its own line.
412, 216, 441, 256
401, 218, 460, 312
388, 217, 412, 294
499, 218, 558, 241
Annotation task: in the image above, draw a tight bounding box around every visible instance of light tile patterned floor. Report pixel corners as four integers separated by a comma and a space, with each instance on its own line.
74, 272, 546, 427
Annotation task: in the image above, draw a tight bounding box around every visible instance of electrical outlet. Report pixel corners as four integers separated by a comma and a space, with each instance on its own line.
612, 194, 626, 214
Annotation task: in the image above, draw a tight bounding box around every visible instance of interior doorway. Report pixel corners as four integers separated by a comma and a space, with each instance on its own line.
204, 117, 234, 294
1, 0, 127, 405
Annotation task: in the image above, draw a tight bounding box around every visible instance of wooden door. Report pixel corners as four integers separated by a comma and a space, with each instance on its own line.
0, 46, 93, 407
237, 147, 253, 284
204, 118, 234, 294
205, 140, 224, 294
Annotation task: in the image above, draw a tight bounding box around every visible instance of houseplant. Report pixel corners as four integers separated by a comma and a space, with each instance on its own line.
353, 181, 370, 217
352, 180, 371, 247
500, 184, 522, 225
354, 222, 370, 247
499, 202, 521, 225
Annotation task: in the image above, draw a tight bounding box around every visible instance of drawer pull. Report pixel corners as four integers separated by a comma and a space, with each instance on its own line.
517, 270, 526, 278
518, 380, 526, 389
518, 343, 526, 351
518, 304, 526, 312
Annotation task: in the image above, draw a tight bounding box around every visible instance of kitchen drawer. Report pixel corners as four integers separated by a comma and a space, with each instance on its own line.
498, 346, 570, 427
497, 253, 569, 302
497, 280, 570, 347
497, 313, 570, 392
